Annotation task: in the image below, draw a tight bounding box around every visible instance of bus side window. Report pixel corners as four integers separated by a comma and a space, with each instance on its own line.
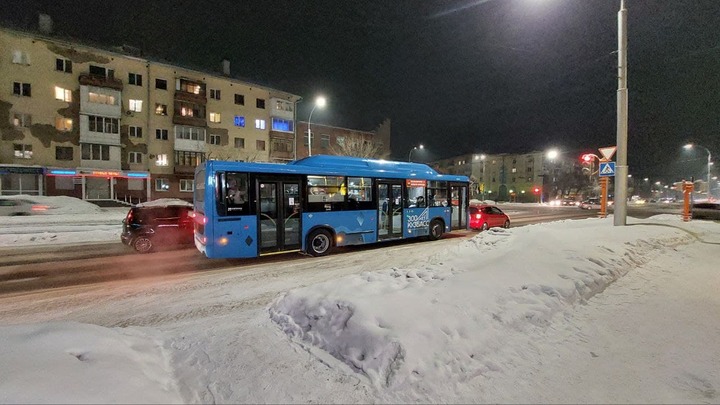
226, 172, 249, 214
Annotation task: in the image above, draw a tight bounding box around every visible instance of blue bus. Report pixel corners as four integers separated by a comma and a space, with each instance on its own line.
192, 155, 469, 259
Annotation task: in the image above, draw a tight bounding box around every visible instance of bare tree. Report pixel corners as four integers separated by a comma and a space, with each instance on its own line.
329, 132, 389, 159
206, 150, 262, 162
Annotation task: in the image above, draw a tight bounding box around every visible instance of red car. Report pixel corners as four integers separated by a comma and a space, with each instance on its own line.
469, 204, 511, 231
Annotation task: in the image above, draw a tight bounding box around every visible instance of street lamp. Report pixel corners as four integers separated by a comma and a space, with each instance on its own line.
684, 143, 713, 199
474, 154, 487, 200
307, 96, 326, 157
408, 144, 424, 162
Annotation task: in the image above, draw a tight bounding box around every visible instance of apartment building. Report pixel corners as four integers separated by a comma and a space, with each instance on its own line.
0, 25, 300, 203
295, 118, 391, 159
431, 152, 546, 202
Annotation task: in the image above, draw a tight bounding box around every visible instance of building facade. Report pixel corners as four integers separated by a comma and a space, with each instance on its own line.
431, 152, 547, 202
295, 119, 391, 160
0, 25, 300, 203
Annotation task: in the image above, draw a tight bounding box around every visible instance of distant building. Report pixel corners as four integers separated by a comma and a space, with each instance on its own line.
431, 151, 582, 202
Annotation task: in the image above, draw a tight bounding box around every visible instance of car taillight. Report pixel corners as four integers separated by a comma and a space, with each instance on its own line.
31, 205, 48, 211
475, 213, 482, 219
126, 210, 134, 223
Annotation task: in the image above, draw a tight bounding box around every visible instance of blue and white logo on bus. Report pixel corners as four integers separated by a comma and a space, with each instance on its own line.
407, 207, 430, 232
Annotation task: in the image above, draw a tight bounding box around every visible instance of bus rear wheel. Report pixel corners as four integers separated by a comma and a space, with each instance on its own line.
307, 229, 333, 256
427, 219, 444, 241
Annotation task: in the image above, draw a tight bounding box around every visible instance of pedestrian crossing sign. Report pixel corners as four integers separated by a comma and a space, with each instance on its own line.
599, 161, 616, 177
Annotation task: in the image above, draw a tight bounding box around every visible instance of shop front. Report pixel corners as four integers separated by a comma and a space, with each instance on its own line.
45, 168, 151, 204
0, 165, 44, 196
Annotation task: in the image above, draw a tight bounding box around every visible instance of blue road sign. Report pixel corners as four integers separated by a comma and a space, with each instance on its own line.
599, 161, 616, 177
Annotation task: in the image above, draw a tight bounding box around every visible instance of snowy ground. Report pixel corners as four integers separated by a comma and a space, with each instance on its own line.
0, 196, 719, 404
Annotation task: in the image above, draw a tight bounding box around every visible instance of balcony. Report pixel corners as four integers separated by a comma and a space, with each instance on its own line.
79, 73, 123, 91
173, 165, 197, 174
174, 90, 206, 105
173, 114, 207, 127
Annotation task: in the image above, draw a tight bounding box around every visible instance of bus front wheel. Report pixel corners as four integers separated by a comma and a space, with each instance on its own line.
307, 229, 333, 256
428, 219, 444, 241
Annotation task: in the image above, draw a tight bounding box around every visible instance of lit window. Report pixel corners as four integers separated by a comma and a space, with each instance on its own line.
55, 87, 72, 102
12, 50, 30, 65
155, 104, 168, 115
155, 178, 170, 191
234, 116, 245, 127
88, 92, 115, 105
13, 113, 32, 127
129, 99, 143, 112
255, 119, 266, 130
209, 112, 221, 123
156, 154, 169, 166
271, 118, 293, 132
13, 143, 33, 159
55, 117, 73, 132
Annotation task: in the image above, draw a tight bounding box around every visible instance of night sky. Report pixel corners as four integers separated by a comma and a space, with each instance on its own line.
2, 0, 719, 180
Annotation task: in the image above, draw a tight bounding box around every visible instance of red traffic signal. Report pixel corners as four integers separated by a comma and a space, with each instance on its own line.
532, 186, 541, 195
581, 154, 593, 163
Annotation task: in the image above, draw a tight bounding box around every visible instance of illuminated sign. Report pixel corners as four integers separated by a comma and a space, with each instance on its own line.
406, 179, 427, 187
48, 169, 77, 176
126, 172, 149, 178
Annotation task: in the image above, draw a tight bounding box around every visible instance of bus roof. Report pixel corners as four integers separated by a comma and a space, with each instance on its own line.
202, 155, 469, 182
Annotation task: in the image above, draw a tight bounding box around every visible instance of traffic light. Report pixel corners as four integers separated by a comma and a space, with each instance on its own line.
533, 186, 541, 195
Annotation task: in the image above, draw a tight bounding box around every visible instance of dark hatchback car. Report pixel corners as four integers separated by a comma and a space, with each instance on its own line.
121, 205, 194, 253
692, 202, 720, 221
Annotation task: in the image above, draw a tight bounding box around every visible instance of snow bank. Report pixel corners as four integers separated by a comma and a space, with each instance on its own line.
269, 218, 695, 394
0, 322, 183, 404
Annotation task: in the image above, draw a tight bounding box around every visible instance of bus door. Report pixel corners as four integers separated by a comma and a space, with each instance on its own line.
377, 180, 404, 240
450, 183, 468, 230
256, 176, 302, 254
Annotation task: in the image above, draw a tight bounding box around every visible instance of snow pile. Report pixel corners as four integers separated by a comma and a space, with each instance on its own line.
0, 322, 183, 404
269, 218, 695, 398
2, 195, 106, 215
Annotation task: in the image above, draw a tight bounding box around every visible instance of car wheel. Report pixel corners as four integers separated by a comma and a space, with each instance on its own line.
428, 219, 444, 241
503, 220, 510, 229
481, 222, 489, 232
307, 229, 332, 257
133, 236, 154, 253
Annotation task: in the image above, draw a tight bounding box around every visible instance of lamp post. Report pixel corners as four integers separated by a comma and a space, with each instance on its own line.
545, 149, 559, 202
614, 0, 629, 226
306, 96, 326, 157
408, 144, 424, 162
684, 143, 713, 199
474, 154, 487, 200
